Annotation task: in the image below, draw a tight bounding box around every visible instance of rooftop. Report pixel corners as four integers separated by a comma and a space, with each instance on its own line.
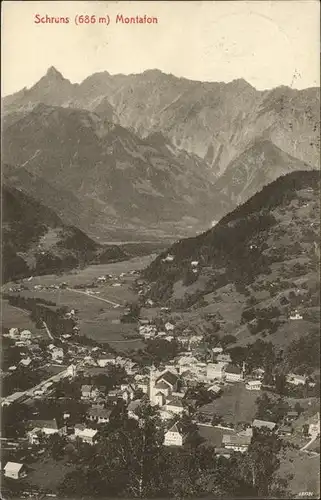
222, 434, 251, 446
156, 371, 179, 387
128, 400, 142, 412
167, 423, 181, 434
4, 462, 24, 473
77, 428, 98, 438
225, 364, 242, 374
166, 398, 184, 408
88, 408, 112, 418
31, 419, 59, 430
252, 419, 276, 430
81, 385, 93, 392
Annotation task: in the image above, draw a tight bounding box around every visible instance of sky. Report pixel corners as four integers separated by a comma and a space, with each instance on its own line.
1, 0, 320, 96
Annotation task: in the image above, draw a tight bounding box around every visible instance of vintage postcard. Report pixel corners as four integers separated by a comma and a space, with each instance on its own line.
1, 1, 320, 499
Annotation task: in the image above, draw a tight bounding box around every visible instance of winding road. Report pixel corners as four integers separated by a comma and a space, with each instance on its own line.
300, 432, 319, 452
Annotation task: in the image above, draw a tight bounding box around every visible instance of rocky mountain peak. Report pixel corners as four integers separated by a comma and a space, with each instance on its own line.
45, 66, 66, 81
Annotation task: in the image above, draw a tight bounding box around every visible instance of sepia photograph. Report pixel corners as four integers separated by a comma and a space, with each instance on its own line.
1, 1, 320, 499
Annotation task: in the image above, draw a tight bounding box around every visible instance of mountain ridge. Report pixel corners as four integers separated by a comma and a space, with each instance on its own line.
143, 170, 320, 347
3, 67, 319, 175
2, 184, 128, 283
3, 103, 218, 239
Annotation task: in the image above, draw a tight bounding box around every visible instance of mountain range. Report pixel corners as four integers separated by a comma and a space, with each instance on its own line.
144, 170, 320, 347
2, 67, 320, 241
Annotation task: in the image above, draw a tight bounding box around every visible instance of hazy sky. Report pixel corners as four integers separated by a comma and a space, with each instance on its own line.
2, 0, 320, 96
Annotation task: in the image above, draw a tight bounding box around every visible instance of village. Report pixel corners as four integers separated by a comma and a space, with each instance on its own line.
1, 270, 320, 497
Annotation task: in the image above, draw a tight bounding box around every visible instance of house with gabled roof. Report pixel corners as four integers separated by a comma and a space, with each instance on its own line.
164, 423, 186, 447
222, 433, 251, 453
246, 380, 262, 391
87, 407, 112, 424
308, 412, 320, 436
74, 425, 98, 445
81, 385, 99, 399
252, 419, 277, 431
154, 381, 171, 398
225, 364, 243, 382
165, 398, 184, 415
156, 371, 179, 392
206, 362, 226, 381
4, 462, 27, 480
27, 418, 65, 444
97, 355, 116, 367
286, 373, 307, 386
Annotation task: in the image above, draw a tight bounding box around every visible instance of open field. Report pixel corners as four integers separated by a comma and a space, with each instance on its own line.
27, 457, 75, 492
2, 255, 154, 351
197, 424, 236, 447
1, 299, 45, 337
198, 383, 260, 425
3, 255, 155, 290
278, 448, 320, 498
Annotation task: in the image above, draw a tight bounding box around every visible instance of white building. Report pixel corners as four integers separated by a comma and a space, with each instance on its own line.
165, 398, 184, 415
66, 364, 77, 378
20, 357, 32, 367
87, 408, 112, 424
225, 364, 244, 382
165, 322, 175, 332
252, 419, 276, 431
8, 328, 20, 339
246, 380, 262, 391
222, 433, 251, 453
20, 330, 32, 340
27, 419, 63, 444
121, 385, 135, 402
206, 362, 226, 381
162, 254, 175, 263
74, 425, 98, 445
159, 409, 174, 421
51, 348, 64, 362
289, 310, 303, 320
207, 384, 222, 395
286, 373, 306, 386
217, 353, 232, 363
154, 392, 166, 407
97, 355, 116, 367
164, 423, 185, 447
308, 413, 320, 436
4, 462, 26, 480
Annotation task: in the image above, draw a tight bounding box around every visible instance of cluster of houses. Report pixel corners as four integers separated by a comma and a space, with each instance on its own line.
138, 318, 205, 348
163, 412, 321, 452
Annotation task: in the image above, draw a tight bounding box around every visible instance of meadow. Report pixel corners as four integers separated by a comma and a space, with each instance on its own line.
1, 255, 155, 351
199, 383, 260, 425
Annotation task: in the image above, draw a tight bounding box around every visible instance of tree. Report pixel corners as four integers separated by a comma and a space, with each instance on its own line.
240, 428, 284, 497
294, 402, 304, 415
144, 338, 180, 366
44, 433, 67, 461
211, 414, 223, 426
220, 334, 237, 349
229, 346, 247, 367
60, 401, 167, 498
275, 372, 288, 396
255, 393, 289, 423
1, 403, 32, 438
